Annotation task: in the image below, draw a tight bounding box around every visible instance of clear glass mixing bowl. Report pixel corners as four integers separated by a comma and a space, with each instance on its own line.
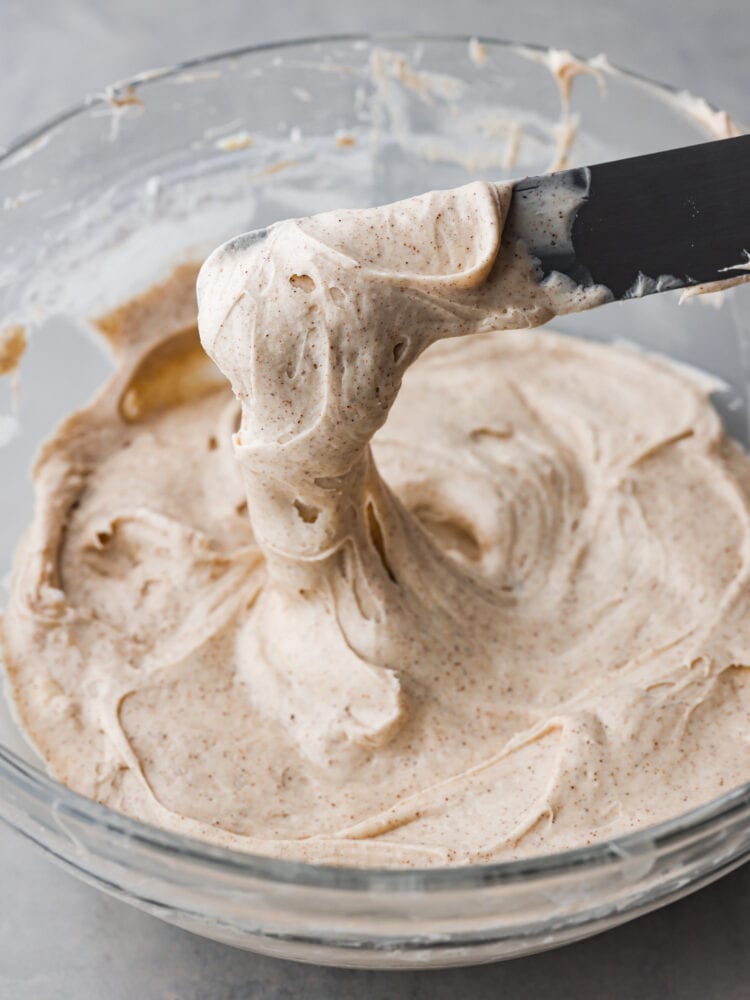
0, 35, 749, 970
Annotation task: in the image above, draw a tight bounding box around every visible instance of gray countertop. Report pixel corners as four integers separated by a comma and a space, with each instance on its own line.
1, 1, 749, 997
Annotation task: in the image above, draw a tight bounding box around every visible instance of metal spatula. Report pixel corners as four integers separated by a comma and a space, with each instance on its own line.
508, 134, 750, 300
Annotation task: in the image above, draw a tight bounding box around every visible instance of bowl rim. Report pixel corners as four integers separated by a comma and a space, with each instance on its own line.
1, 31, 749, 893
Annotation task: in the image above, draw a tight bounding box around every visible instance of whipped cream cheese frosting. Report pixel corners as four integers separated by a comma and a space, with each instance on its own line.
2, 182, 749, 866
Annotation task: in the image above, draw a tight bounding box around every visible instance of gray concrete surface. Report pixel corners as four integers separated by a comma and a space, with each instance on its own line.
1, 1, 749, 997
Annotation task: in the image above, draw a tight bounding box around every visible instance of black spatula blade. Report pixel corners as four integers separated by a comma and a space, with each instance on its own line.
509, 134, 750, 300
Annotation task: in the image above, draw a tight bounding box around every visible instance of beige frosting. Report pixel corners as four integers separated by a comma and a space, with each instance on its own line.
2, 182, 749, 867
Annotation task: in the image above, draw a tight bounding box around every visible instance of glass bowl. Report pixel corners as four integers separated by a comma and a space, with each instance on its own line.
1, 35, 749, 970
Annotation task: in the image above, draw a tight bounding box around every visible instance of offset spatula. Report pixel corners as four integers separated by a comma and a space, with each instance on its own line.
508, 134, 750, 299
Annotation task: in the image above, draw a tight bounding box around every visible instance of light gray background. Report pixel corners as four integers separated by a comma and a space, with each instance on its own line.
1, 1, 749, 998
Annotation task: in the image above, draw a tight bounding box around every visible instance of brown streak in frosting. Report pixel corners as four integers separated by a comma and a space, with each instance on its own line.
0, 325, 27, 377
119, 326, 224, 423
